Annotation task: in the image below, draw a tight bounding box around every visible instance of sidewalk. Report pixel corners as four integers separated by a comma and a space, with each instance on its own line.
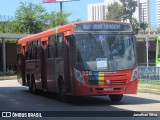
0, 79, 21, 87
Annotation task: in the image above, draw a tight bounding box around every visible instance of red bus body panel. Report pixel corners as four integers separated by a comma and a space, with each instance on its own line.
72, 70, 138, 96
17, 21, 138, 97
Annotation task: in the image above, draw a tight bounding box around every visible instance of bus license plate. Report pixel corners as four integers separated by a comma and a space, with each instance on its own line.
104, 88, 113, 91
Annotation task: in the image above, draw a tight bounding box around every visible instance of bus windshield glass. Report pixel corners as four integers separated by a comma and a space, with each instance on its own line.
74, 34, 136, 71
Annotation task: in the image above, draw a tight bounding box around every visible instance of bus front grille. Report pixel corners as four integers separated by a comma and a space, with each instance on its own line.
88, 79, 126, 86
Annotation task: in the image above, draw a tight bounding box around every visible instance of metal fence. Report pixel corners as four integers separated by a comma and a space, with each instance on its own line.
138, 66, 160, 81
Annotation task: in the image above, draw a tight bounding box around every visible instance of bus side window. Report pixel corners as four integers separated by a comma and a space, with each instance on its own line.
30, 42, 33, 60
56, 34, 64, 58
17, 44, 22, 61
25, 43, 28, 60
32, 40, 37, 59
37, 39, 41, 59
48, 35, 55, 58
26, 42, 31, 60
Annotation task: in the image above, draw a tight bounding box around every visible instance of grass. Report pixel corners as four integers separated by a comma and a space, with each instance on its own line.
138, 80, 160, 94
0, 75, 17, 80
0, 70, 17, 80
138, 80, 160, 85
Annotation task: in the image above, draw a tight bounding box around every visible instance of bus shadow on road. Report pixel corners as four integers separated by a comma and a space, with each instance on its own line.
65, 95, 160, 106
22, 89, 160, 106
0, 85, 159, 106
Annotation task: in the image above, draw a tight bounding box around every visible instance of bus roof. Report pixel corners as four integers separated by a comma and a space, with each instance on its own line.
74, 20, 130, 25
18, 20, 131, 45
18, 29, 53, 45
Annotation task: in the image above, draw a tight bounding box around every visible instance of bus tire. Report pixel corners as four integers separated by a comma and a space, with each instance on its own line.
109, 94, 123, 102
29, 76, 38, 94
58, 79, 68, 102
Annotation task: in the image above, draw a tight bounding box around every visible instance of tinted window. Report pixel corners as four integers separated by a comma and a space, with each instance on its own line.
48, 35, 55, 58
56, 34, 64, 58
17, 44, 22, 61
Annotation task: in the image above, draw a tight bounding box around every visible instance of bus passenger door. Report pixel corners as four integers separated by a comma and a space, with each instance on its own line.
41, 41, 47, 90
22, 46, 26, 85
65, 36, 73, 93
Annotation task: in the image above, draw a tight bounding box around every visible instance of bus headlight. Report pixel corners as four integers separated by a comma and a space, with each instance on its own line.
74, 69, 85, 83
130, 67, 138, 82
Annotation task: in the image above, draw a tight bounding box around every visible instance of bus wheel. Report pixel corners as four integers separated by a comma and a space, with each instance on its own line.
58, 79, 68, 102
109, 94, 123, 102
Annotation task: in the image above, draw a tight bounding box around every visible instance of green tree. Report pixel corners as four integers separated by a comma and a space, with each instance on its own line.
15, 2, 48, 34
72, 18, 81, 22
46, 11, 71, 29
15, 2, 71, 33
120, 0, 137, 24
0, 21, 11, 33
132, 18, 140, 34
0, 20, 25, 33
106, 2, 123, 21
140, 22, 148, 34
54, 11, 70, 26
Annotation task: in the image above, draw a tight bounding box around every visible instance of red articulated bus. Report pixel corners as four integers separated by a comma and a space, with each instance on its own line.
17, 21, 138, 102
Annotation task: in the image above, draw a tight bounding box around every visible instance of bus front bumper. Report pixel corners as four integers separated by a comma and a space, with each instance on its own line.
73, 80, 138, 96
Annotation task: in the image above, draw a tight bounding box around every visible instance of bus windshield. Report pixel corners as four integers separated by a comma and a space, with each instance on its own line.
74, 33, 136, 71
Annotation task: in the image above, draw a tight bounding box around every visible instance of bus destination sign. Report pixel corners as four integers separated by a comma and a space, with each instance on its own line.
74, 22, 132, 32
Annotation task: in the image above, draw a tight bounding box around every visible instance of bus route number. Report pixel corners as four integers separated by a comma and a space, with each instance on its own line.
81, 71, 93, 76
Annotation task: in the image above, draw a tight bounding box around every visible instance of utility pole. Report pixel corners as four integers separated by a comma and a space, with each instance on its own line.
60, 1, 62, 12
60, 1, 63, 25
145, 35, 149, 67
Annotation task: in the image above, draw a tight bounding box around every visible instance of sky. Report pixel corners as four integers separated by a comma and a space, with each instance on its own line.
0, 0, 104, 22
0, 0, 157, 28
150, 0, 157, 29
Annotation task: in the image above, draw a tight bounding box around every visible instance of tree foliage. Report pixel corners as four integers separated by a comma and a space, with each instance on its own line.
132, 18, 140, 34
0, 2, 73, 34
120, 0, 137, 24
140, 22, 148, 34
15, 2, 48, 34
45, 11, 71, 30
0, 21, 11, 33
131, 18, 148, 34
106, 2, 123, 21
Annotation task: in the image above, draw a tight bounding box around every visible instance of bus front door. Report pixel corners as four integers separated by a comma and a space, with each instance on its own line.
65, 36, 73, 93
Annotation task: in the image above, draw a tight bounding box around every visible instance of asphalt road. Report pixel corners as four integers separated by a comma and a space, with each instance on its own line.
0, 79, 159, 120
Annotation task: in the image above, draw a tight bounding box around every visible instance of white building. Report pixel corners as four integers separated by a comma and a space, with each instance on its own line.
88, 0, 139, 22
139, 0, 150, 27
88, 0, 121, 21
88, 3, 106, 21
157, 0, 160, 28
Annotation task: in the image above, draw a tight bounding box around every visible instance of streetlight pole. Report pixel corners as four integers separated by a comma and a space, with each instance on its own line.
145, 35, 149, 67
60, 1, 62, 12
142, 7, 149, 67
60, 1, 63, 25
